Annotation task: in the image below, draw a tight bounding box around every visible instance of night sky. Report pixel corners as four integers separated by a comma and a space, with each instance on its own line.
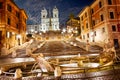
14, 0, 94, 25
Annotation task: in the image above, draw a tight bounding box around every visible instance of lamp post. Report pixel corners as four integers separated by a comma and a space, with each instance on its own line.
62, 28, 66, 33
62, 28, 66, 39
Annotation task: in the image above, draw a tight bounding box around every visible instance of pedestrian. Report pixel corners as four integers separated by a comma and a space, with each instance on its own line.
86, 40, 90, 51
12, 50, 17, 58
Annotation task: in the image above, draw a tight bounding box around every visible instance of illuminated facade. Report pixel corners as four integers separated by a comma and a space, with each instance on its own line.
27, 6, 60, 34
66, 17, 80, 36
41, 6, 60, 32
0, 0, 28, 49
78, 0, 120, 48
78, 6, 91, 40
27, 25, 40, 34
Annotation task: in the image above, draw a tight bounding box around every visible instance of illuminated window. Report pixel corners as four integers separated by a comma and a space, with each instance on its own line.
112, 25, 116, 31
7, 4, 12, 12
10, 32, 12, 38
110, 12, 114, 19
0, 2, 3, 9
6, 32, 12, 38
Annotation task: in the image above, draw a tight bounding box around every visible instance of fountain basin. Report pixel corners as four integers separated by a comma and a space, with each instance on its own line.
60, 63, 100, 68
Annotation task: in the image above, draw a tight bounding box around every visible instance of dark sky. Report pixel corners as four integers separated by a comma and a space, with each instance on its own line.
14, 0, 94, 25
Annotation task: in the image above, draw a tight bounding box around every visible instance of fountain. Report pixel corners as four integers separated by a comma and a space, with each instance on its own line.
26, 41, 116, 76
99, 46, 116, 66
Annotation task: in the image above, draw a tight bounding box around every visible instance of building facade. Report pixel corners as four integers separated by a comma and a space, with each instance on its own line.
27, 6, 60, 34
78, 0, 120, 48
66, 17, 80, 36
41, 6, 60, 32
0, 0, 28, 49
78, 6, 91, 40
27, 24, 40, 34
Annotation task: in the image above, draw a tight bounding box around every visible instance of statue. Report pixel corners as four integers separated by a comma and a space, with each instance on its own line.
14, 68, 22, 79
30, 53, 54, 72
100, 43, 116, 66
54, 66, 62, 79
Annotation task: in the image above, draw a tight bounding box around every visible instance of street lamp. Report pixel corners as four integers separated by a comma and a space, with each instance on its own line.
35, 31, 37, 33
26, 32, 28, 35
0, 69, 2, 75
39, 33, 42, 35
7, 32, 10, 38
62, 28, 66, 33
61, 28, 66, 40
31, 29, 34, 34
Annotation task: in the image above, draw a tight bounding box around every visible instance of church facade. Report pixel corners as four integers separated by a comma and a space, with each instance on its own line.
40, 6, 60, 32
27, 6, 60, 34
